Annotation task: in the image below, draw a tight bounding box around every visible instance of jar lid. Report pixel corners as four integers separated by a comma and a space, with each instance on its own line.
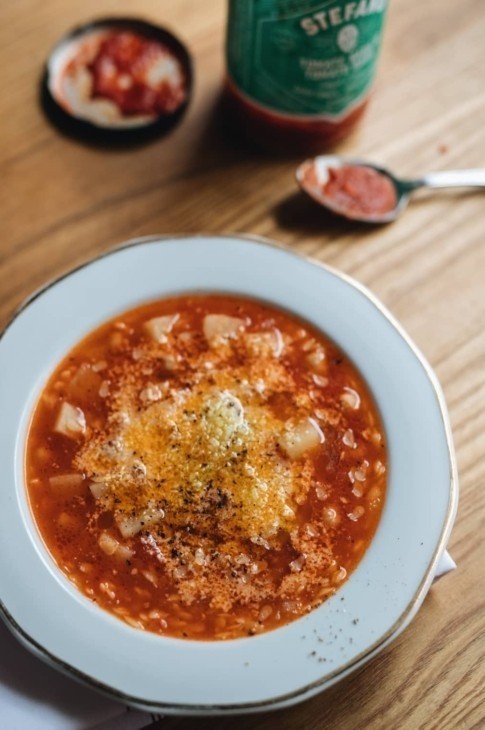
41, 17, 193, 145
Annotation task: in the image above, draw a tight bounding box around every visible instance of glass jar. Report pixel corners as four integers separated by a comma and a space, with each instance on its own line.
225, 0, 389, 153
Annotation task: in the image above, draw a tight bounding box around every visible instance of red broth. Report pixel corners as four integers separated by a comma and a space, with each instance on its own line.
26, 295, 386, 640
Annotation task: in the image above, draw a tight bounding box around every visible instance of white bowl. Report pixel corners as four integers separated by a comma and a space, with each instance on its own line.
0, 235, 457, 715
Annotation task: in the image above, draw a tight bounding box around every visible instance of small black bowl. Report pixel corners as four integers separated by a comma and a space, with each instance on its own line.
41, 17, 193, 146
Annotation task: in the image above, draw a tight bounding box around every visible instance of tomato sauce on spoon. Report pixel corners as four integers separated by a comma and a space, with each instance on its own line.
323, 165, 397, 218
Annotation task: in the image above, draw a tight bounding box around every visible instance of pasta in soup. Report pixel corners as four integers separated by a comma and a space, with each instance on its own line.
26, 294, 386, 640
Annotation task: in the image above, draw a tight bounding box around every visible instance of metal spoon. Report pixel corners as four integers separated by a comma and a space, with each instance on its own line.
296, 155, 485, 224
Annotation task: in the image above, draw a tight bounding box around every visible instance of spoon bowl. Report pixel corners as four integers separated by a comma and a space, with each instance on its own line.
296, 156, 485, 224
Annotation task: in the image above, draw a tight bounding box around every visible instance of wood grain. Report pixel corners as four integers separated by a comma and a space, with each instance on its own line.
1, 0, 484, 728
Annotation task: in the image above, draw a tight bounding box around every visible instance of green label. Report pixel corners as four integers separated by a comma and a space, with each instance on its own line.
227, 0, 388, 118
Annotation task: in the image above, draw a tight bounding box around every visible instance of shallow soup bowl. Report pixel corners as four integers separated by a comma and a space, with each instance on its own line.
0, 235, 457, 714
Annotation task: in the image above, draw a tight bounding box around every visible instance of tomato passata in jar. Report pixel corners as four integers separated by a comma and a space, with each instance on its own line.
225, 0, 389, 153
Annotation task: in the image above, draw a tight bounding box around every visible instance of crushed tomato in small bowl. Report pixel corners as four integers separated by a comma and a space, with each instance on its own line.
42, 18, 193, 144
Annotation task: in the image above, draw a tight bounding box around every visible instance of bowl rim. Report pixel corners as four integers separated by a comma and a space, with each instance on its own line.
0, 234, 458, 713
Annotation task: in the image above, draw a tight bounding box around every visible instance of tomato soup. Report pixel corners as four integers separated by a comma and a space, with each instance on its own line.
26, 295, 386, 640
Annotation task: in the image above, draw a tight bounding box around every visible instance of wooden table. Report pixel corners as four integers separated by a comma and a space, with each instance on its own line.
1, 0, 484, 728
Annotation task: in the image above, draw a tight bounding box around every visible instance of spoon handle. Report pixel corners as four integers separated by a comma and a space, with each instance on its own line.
418, 169, 485, 190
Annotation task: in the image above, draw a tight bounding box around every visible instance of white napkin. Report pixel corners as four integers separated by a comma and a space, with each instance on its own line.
0, 617, 160, 730
433, 549, 456, 580
0, 550, 455, 729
